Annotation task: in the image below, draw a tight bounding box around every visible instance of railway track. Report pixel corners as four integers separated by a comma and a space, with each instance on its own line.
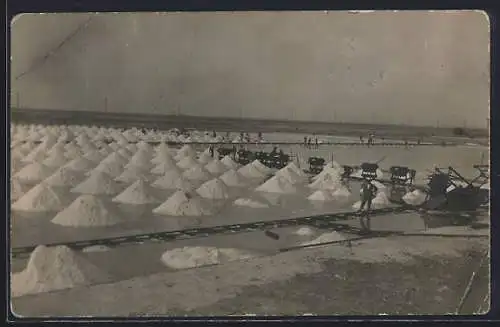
11, 206, 411, 259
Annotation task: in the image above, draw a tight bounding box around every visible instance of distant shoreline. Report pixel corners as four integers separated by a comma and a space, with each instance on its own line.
10, 108, 489, 145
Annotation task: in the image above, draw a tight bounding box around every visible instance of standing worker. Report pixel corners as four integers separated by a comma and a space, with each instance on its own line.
304, 136, 308, 148
315, 137, 319, 149
357, 178, 378, 232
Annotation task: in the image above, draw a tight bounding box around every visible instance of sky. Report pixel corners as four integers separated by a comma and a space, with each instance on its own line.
10, 11, 490, 128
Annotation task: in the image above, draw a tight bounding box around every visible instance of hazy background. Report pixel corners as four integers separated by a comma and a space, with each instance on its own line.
10, 11, 490, 128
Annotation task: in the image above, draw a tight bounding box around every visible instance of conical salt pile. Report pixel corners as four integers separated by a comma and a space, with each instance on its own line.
275, 167, 304, 185
11, 157, 23, 174
151, 151, 175, 165
64, 147, 83, 160
221, 155, 239, 170
233, 198, 269, 208
101, 152, 128, 167
126, 143, 138, 153
11, 178, 30, 202
44, 167, 85, 187
63, 157, 96, 172
12, 182, 68, 212
14, 162, 55, 183
203, 147, 220, 158
83, 150, 104, 163
152, 169, 196, 191
71, 171, 123, 195
137, 140, 153, 153
89, 162, 124, 178
183, 165, 213, 182
22, 148, 46, 163
154, 143, 171, 156
196, 178, 230, 199
41, 150, 69, 168
332, 185, 352, 198
402, 189, 427, 206
112, 179, 161, 205
206, 159, 228, 175
175, 145, 196, 160
177, 156, 199, 170
219, 169, 247, 187
308, 190, 333, 201
312, 166, 342, 181
151, 159, 177, 175
11, 245, 112, 297
372, 191, 391, 208
126, 150, 152, 169
198, 152, 214, 165
294, 227, 316, 236
309, 171, 342, 191
117, 148, 132, 159
251, 160, 272, 174
160, 246, 220, 269
115, 166, 153, 184
255, 175, 297, 194
286, 162, 306, 177
153, 191, 212, 216
238, 163, 267, 180
52, 195, 123, 227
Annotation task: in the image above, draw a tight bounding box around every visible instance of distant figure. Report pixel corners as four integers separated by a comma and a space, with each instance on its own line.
270, 146, 278, 156
357, 179, 379, 231
304, 136, 308, 147
308, 137, 312, 148
232, 145, 237, 159
359, 136, 364, 144
258, 132, 263, 140
212, 130, 217, 138
209, 145, 214, 157
404, 139, 409, 149
367, 135, 373, 147
279, 149, 285, 156
315, 138, 319, 149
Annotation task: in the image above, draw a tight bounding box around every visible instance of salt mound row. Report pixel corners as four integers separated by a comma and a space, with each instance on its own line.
205, 159, 228, 175
71, 171, 123, 195
255, 175, 297, 194
11, 245, 112, 297
402, 189, 427, 206
177, 156, 199, 170
52, 194, 123, 227
238, 163, 267, 180
113, 179, 162, 205
196, 178, 230, 199
294, 227, 316, 236
160, 246, 257, 269
221, 155, 239, 170
44, 167, 85, 187
14, 162, 55, 183
309, 171, 343, 191
301, 231, 346, 246
63, 157, 96, 172
153, 191, 212, 216
275, 167, 304, 185
115, 166, 154, 184
308, 190, 333, 201
12, 182, 68, 212
233, 198, 269, 208
152, 170, 196, 192
182, 165, 213, 182
219, 169, 247, 187
10, 178, 30, 202
151, 160, 177, 175
198, 152, 214, 164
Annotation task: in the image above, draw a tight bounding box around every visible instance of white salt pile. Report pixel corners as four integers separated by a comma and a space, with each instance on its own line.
177, 156, 199, 170
255, 175, 297, 194
198, 152, 214, 165
161, 246, 220, 269
115, 166, 153, 184
137, 141, 153, 153
82, 245, 112, 253
233, 198, 269, 208
221, 155, 239, 170
153, 191, 212, 216
151, 152, 175, 166
101, 152, 128, 167
152, 170, 196, 192
44, 167, 85, 187
275, 167, 304, 185
372, 191, 391, 208
71, 171, 123, 196
52, 194, 123, 227
309, 172, 342, 191
154, 143, 171, 156
63, 157, 96, 172
151, 160, 177, 175
175, 145, 196, 160
286, 162, 307, 178
402, 189, 427, 206
126, 150, 152, 169
83, 150, 104, 163
10, 157, 23, 174
89, 162, 124, 178
332, 186, 352, 198
301, 231, 346, 246
182, 165, 213, 182
22, 148, 46, 163
10, 178, 30, 202
238, 163, 267, 180
112, 179, 161, 205
117, 148, 132, 159
217, 248, 257, 263
41, 151, 69, 168
126, 143, 138, 153
14, 162, 55, 183
205, 159, 228, 175
294, 227, 316, 236
219, 169, 247, 187
308, 190, 333, 201
196, 178, 230, 199
11, 245, 112, 297
12, 182, 68, 212
251, 160, 272, 174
